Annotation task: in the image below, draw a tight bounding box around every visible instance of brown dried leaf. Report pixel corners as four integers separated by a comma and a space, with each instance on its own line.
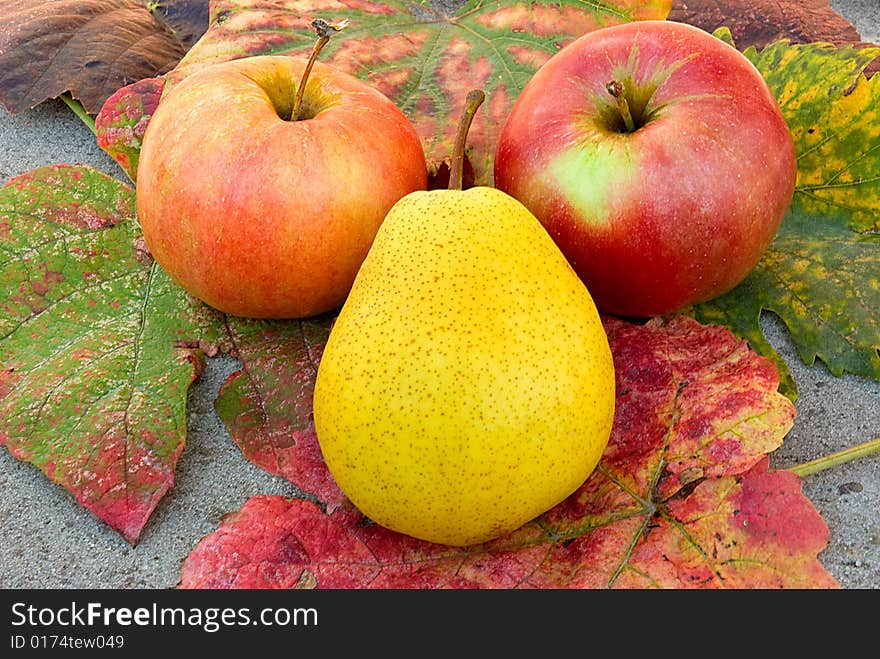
669, 0, 872, 50
0, 0, 209, 114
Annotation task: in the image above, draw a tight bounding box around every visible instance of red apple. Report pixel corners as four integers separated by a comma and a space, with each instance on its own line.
494, 20, 796, 317
136, 55, 427, 319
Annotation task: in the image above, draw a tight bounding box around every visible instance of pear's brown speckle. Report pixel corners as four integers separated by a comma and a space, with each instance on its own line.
313, 186, 616, 547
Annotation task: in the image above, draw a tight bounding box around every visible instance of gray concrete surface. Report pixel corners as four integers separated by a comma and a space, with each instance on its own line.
831, 0, 880, 44
1, 2, 878, 589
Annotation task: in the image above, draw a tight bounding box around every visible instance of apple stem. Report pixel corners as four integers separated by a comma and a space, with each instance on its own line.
291, 18, 349, 122
607, 80, 636, 133
449, 89, 485, 191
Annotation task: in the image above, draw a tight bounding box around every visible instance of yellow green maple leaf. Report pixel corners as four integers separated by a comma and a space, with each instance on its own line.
693, 33, 880, 399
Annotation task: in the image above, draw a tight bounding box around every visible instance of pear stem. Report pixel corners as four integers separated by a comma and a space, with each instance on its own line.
291, 18, 348, 122
607, 80, 636, 133
449, 89, 485, 191
790, 436, 880, 478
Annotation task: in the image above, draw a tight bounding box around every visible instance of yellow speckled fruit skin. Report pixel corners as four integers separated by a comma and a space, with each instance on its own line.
313, 186, 616, 547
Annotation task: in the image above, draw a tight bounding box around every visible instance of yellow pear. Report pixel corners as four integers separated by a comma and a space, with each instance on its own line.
313, 91, 616, 547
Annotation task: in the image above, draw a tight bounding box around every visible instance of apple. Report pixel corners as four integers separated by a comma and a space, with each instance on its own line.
136, 54, 427, 319
494, 20, 797, 317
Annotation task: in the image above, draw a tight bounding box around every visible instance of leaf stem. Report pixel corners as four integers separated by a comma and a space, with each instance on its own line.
607, 80, 635, 133
291, 18, 348, 122
60, 93, 96, 135
790, 436, 880, 478
449, 89, 485, 191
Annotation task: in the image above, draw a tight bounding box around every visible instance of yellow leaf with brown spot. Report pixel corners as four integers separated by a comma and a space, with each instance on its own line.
694, 36, 880, 398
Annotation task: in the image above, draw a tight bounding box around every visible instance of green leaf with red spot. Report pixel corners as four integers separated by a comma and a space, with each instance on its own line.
95, 78, 166, 183
181, 315, 831, 589
148, 0, 673, 184
215, 314, 345, 509
0, 164, 225, 544
691, 38, 880, 399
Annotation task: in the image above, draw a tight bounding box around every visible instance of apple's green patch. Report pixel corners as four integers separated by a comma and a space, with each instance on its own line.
546, 142, 637, 228
691, 34, 880, 399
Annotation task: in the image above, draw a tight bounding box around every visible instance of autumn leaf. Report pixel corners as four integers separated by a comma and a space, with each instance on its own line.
601, 316, 795, 498
0, 0, 210, 115
669, 0, 869, 51
0, 164, 342, 543
692, 37, 880, 399
95, 78, 165, 182
153, 0, 212, 50
614, 458, 835, 588
179, 315, 830, 589
215, 314, 345, 510
156, 0, 671, 184
0, 165, 225, 544
179, 463, 834, 588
